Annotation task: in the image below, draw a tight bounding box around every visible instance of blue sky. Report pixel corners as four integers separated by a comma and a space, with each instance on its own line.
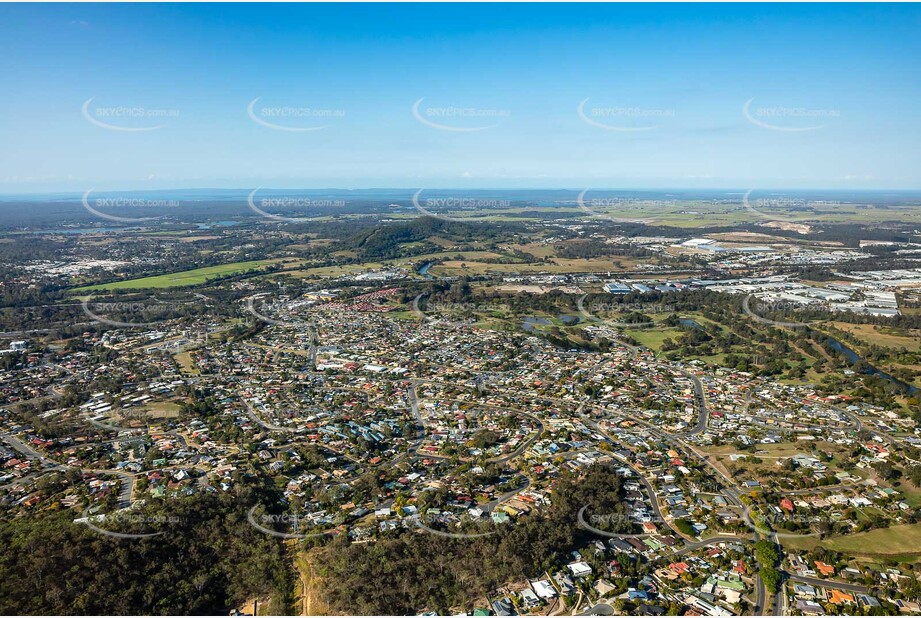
1, 3, 919, 193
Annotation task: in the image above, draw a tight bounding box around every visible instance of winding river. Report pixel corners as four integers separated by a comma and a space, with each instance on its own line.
821, 333, 919, 395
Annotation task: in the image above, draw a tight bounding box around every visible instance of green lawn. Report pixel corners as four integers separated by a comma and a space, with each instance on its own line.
624, 327, 683, 350
73, 259, 281, 291
821, 522, 921, 557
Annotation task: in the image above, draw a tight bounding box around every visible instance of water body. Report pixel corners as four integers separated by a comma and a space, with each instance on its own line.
823, 335, 918, 395
522, 316, 552, 332
418, 263, 433, 279
679, 318, 703, 329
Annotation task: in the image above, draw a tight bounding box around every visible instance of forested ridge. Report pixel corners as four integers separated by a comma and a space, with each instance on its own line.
0, 493, 293, 615
0, 464, 629, 615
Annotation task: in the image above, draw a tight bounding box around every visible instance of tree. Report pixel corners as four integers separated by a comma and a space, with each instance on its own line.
754, 539, 780, 567
759, 567, 782, 594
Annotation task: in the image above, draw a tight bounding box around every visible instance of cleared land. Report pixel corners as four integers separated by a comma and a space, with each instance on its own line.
831, 322, 921, 352
73, 259, 284, 291
173, 351, 199, 376
624, 326, 683, 350
821, 522, 921, 557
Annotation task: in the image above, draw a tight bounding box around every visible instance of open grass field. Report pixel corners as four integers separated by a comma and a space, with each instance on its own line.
893, 481, 921, 508
684, 313, 730, 332
173, 351, 199, 376
73, 259, 285, 291
705, 443, 819, 458
505, 242, 558, 258
821, 522, 921, 557
623, 326, 684, 350
780, 535, 822, 553
831, 322, 921, 352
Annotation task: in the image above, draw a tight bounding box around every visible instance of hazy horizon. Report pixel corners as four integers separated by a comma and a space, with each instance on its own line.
4, 187, 921, 200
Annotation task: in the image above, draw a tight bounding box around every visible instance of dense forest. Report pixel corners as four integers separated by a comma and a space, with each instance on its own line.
338, 217, 514, 260
0, 493, 293, 615
0, 462, 629, 615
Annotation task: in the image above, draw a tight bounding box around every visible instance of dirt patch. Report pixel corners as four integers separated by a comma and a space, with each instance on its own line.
296, 550, 332, 616
239, 596, 273, 616
761, 221, 814, 235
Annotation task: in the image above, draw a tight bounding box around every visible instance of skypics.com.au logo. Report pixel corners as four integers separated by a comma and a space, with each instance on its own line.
577, 295, 674, 329
576, 190, 662, 224
81, 292, 209, 329
82, 98, 179, 132
577, 98, 675, 132
247, 97, 345, 132
411, 189, 511, 222
743, 504, 830, 540
247, 508, 337, 540
741, 189, 841, 223
742, 97, 840, 132
411, 98, 510, 132
247, 189, 346, 223
244, 293, 311, 329
78, 508, 178, 539
741, 294, 810, 329
412, 293, 508, 328
82, 190, 179, 224
416, 515, 500, 539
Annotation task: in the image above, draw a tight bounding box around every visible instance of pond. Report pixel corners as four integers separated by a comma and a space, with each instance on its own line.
522, 316, 552, 332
